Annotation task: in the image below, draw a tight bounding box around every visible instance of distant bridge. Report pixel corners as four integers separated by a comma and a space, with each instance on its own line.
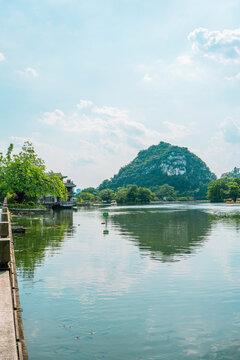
0, 198, 28, 360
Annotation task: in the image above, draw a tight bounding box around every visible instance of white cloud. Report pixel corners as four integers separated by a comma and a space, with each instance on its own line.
39, 102, 193, 145
137, 28, 240, 86
176, 55, 192, 65
46, 235, 158, 300
9, 136, 83, 186
138, 28, 240, 87
136, 63, 151, 72
142, 74, 152, 82
17, 67, 38, 78
92, 105, 128, 118
136, 55, 205, 84
220, 118, 240, 143
38, 101, 194, 186
170, 56, 205, 81
162, 121, 194, 139
40, 105, 158, 143
188, 27, 240, 64
40, 109, 64, 125
76, 99, 93, 110
201, 118, 240, 177
225, 72, 240, 81
0, 53, 5, 62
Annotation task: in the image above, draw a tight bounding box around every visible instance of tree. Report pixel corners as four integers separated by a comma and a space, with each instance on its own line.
207, 180, 228, 202
228, 181, 240, 202
46, 172, 68, 201
193, 182, 208, 200
77, 192, 95, 203
115, 188, 128, 204
99, 189, 114, 202
126, 185, 138, 203
221, 167, 240, 179
136, 187, 153, 203
0, 142, 67, 203
152, 184, 177, 200
81, 187, 98, 196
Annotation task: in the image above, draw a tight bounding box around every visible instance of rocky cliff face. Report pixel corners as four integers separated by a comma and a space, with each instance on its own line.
99, 142, 216, 193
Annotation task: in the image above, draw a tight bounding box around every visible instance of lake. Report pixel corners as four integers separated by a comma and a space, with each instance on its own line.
13, 203, 240, 359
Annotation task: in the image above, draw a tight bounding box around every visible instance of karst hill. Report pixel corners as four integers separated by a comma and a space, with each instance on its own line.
99, 142, 216, 194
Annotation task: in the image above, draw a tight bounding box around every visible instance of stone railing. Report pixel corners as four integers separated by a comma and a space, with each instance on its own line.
0, 198, 10, 267
0, 198, 28, 359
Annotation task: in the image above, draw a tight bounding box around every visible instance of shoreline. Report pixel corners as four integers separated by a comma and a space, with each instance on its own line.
8, 208, 49, 215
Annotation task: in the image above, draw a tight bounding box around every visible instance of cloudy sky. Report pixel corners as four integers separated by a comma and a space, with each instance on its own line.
1, 0, 240, 188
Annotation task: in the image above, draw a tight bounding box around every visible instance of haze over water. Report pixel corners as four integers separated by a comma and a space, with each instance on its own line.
13, 204, 240, 359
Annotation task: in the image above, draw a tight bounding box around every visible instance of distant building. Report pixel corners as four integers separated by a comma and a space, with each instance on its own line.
63, 179, 76, 202
41, 174, 76, 206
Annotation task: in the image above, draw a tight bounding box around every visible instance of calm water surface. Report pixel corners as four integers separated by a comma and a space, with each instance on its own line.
13, 203, 240, 359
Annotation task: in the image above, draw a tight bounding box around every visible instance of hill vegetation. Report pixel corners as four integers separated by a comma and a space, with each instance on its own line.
204, 167, 240, 203
221, 167, 240, 179
77, 185, 155, 204
207, 178, 240, 203
98, 142, 216, 199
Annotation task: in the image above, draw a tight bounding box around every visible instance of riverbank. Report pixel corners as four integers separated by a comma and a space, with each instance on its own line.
0, 201, 28, 359
9, 208, 49, 215
4, 203, 49, 215
150, 199, 209, 204
75, 199, 210, 207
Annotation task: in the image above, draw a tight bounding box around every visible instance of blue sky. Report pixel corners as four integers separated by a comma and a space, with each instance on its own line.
1, 0, 240, 187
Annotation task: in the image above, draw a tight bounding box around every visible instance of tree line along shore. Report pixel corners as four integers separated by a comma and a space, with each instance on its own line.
0, 141, 240, 208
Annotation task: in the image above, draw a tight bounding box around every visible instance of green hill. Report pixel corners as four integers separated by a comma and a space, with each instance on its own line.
99, 142, 216, 195
221, 167, 240, 179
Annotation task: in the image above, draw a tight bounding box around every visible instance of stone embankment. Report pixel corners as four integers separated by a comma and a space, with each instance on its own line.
0, 199, 28, 360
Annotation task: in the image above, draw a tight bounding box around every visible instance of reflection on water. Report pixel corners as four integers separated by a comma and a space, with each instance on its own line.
209, 213, 240, 231
13, 210, 74, 278
203, 344, 240, 360
111, 209, 211, 262
12, 204, 240, 360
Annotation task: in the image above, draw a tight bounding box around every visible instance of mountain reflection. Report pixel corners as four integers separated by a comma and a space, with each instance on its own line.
13, 210, 74, 278
111, 209, 212, 262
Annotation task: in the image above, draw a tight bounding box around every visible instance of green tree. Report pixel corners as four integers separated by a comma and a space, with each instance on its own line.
126, 185, 138, 203
136, 187, 153, 203
115, 186, 153, 204
81, 187, 98, 196
77, 192, 95, 203
46, 172, 68, 201
193, 182, 208, 200
0, 142, 67, 203
99, 189, 114, 202
207, 180, 228, 203
228, 181, 240, 202
221, 167, 240, 179
115, 187, 128, 204
152, 184, 177, 200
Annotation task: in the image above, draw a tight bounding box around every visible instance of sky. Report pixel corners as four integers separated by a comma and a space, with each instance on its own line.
1, 0, 240, 188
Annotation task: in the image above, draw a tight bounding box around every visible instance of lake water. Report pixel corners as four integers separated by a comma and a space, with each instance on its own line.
13, 203, 240, 359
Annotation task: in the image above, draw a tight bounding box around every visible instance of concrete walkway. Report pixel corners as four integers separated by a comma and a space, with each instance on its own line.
0, 270, 18, 360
